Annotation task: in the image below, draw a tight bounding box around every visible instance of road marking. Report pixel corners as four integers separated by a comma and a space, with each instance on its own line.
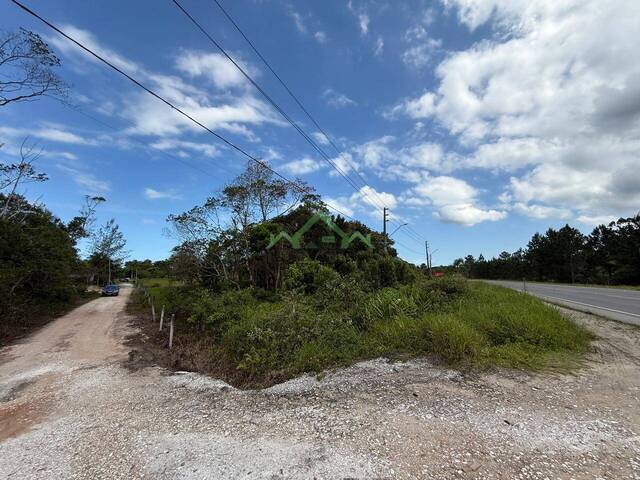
538, 294, 640, 318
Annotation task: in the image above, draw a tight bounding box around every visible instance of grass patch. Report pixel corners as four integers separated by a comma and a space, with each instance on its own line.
132, 276, 593, 387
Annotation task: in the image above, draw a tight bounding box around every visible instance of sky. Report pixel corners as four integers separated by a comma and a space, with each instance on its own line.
1, 0, 639, 265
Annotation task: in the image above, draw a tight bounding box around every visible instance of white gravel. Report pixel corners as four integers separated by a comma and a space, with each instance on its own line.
1, 291, 640, 479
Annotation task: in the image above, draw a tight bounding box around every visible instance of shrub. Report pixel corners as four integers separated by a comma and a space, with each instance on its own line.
285, 259, 340, 294
357, 287, 418, 328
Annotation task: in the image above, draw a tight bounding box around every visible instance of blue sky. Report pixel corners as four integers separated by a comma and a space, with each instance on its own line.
1, 0, 639, 265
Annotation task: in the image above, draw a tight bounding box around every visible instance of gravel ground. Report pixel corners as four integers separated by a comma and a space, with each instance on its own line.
1, 286, 639, 479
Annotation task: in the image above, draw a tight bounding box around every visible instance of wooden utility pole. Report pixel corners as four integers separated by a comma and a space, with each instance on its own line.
425, 240, 432, 277
383, 207, 389, 253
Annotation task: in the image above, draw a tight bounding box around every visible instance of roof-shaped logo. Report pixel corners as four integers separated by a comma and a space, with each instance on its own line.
267, 213, 373, 250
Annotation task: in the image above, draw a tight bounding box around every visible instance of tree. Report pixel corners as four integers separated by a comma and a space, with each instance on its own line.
0, 195, 80, 342
0, 140, 48, 219
89, 219, 128, 284
0, 28, 68, 107
66, 195, 106, 241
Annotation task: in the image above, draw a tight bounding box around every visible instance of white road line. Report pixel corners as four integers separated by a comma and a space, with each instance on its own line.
538, 294, 640, 318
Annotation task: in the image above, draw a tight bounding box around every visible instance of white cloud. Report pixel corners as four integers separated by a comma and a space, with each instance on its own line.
359, 14, 370, 35
323, 196, 354, 217
404, 175, 506, 226
323, 88, 357, 108
290, 11, 307, 33
175, 51, 255, 89
513, 203, 571, 220
435, 204, 506, 226
312, 131, 330, 145
57, 164, 110, 194
351, 185, 397, 210
144, 187, 182, 200
402, 38, 442, 68
391, 0, 640, 222
48, 24, 140, 74
48, 24, 284, 143
391, 92, 436, 118
281, 157, 325, 175
314, 31, 327, 44
374, 36, 384, 56
0, 125, 95, 146
576, 214, 618, 226
150, 139, 218, 158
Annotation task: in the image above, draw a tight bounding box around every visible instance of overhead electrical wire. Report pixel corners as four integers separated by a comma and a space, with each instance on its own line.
170, 0, 362, 194
9, 0, 357, 221
202, 0, 425, 245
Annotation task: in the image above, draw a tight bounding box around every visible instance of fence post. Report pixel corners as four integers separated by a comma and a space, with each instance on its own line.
151, 303, 156, 322
522, 277, 527, 293
160, 305, 165, 329
169, 314, 175, 349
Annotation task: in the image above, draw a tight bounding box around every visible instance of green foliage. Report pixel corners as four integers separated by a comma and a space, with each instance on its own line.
0, 196, 80, 343
138, 274, 592, 386
423, 315, 486, 364
454, 215, 640, 286
284, 259, 340, 294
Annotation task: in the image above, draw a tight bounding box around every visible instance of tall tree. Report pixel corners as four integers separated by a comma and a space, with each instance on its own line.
0, 140, 48, 220
0, 28, 68, 106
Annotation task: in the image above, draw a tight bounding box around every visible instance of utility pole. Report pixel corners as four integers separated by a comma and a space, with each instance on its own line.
108, 258, 111, 284
425, 240, 432, 277
383, 207, 389, 253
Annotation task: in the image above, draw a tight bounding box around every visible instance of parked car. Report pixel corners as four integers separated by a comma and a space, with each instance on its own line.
101, 284, 120, 296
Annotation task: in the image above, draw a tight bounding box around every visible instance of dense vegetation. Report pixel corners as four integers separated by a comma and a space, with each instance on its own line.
451, 218, 640, 285
132, 162, 592, 387
135, 273, 591, 387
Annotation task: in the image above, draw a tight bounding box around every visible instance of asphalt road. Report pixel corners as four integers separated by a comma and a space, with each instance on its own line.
485, 280, 640, 326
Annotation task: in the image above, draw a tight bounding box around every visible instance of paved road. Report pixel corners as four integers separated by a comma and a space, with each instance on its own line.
485, 280, 640, 326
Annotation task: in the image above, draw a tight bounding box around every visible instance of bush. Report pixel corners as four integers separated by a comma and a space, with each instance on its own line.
285, 259, 340, 294
133, 276, 592, 386
357, 287, 418, 328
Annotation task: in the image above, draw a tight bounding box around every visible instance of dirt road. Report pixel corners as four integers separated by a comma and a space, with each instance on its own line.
1, 286, 639, 479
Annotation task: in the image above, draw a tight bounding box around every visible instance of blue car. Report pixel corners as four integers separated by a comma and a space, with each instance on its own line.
101, 284, 120, 296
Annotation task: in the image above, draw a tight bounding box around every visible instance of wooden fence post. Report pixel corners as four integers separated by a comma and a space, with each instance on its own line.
169, 314, 175, 349
151, 303, 156, 322
159, 305, 165, 330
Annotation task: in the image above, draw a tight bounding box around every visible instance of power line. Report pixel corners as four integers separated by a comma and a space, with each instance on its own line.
171, 0, 362, 193
10, 0, 356, 221
206, 0, 424, 244
173, 0, 406, 220
56, 99, 239, 180
12, 0, 423, 261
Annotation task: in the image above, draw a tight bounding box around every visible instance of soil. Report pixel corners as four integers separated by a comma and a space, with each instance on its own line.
0, 285, 639, 479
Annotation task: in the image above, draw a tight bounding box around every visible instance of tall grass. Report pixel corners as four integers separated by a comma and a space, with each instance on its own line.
133, 277, 593, 386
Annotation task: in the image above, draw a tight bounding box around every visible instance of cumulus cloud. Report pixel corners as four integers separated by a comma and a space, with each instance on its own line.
391, 0, 640, 222
351, 185, 397, 210
175, 51, 256, 89
403, 175, 506, 226
281, 157, 325, 175
51, 25, 283, 143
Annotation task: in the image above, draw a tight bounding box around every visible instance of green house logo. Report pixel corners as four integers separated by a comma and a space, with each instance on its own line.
267, 213, 373, 250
